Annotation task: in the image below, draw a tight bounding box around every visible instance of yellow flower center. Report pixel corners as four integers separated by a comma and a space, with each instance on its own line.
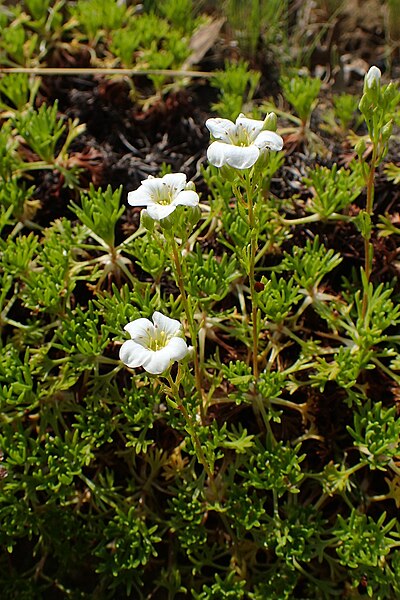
229, 123, 257, 147
154, 184, 175, 205
148, 330, 169, 351
229, 123, 256, 147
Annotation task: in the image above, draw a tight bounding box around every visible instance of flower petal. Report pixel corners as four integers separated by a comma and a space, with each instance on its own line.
152, 311, 182, 337
208, 141, 259, 169
174, 190, 199, 207
206, 117, 236, 142
143, 347, 174, 374
143, 339, 188, 374
235, 115, 265, 142
365, 65, 381, 90
124, 318, 153, 344
162, 173, 187, 193
165, 336, 189, 361
207, 141, 229, 167
119, 339, 152, 368
127, 187, 153, 207
146, 203, 176, 220
140, 177, 164, 195
254, 130, 284, 151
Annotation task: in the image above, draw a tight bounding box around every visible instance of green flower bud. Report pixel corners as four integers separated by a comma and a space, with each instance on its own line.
354, 137, 367, 159
187, 205, 201, 228
159, 212, 175, 231
219, 164, 238, 182
140, 209, 155, 232
364, 66, 381, 94
382, 82, 398, 104
381, 120, 393, 143
354, 210, 372, 240
358, 94, 372, 117
263, 112, 278, 132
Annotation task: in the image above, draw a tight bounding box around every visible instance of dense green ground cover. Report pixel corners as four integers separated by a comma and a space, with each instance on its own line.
1, 1, 400, 598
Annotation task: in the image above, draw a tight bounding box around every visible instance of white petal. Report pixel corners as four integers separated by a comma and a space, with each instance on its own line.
208, 142, 259, 169
365, 66, 381, 89
146, 203, 176, 220
162, 173, 187, 192
140, 177, 164, 195
119, 339, 152, 368
174, 190, 199, 207
207, 141, 229, 167
165, 336, 189, 361
206, 117, 236, 142
152, 311, 182, 337
143, 347, 174, 374
235, 115, 265, 141
254, 130, 284, 151
124, 318, 153, 344
127, 187, 153, 207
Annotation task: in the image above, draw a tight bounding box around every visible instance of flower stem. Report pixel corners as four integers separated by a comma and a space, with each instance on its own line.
244, 173, 259, 380
361, 142, 377, 319
164, 372, 242, 558
165, 374, 214, 483
168, 233, 205, 423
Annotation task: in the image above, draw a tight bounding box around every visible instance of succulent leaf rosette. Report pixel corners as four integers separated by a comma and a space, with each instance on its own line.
206, 113, 284, 169
127, 173, 199, 221
120, 311, 189, 375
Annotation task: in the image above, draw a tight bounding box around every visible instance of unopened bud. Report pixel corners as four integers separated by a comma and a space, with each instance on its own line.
364, 66, 381, 93
185, 181, 196, 192
382, 82, 398, 104
358, 94, 372, 117
263, 112, 277, 132
381, 120, 393, 143
140, 209, 155, 232
354, 137, 367, 158
159, 212, 174, 231
187, 205, 201, 228
219, 165, 237, 182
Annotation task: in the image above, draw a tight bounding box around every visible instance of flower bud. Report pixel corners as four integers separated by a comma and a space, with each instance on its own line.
187, 205, 201, 228
140, 209, 155, 232
382, 82, 398, 104
358, 94, 372, 117
185, 181, 196, 192
364, 66, 381, 93
354, 137, 367, 159
263, 112, 277, 132
354, 210, 372, 240
381, 120, 393, 143
159, 212, 174, 231
219, 165, 238, 182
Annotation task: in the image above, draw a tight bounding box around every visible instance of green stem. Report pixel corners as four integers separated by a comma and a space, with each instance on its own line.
166, 374, 214, 484
361, 141, 378, 319
372, 356, 400, 386
281, 212, 352, 226
164, 374, 242, 562
244, 173, 259, 380
168, 234, 205, 423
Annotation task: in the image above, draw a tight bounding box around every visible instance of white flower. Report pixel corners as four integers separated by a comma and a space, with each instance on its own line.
365, 65, 381, 91
120, 311, 189, 375
206, 113, 284, 170
127, 173, 199, 220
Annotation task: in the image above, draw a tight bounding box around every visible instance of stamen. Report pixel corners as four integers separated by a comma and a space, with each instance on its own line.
148, 330, 169, 351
